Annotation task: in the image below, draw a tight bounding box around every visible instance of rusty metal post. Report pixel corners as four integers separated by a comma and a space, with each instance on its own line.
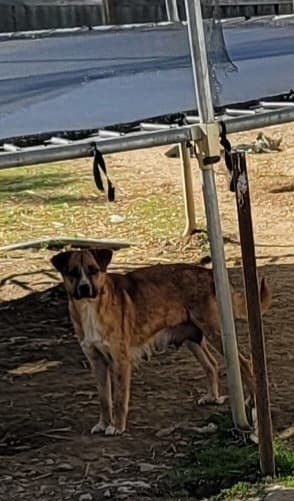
232, 150, 275, 477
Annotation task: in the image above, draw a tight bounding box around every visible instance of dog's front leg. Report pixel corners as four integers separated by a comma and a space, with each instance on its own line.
81, 344, 113, 434
105, 357, 131, 436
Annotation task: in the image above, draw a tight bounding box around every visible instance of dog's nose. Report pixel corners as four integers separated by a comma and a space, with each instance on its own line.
78, 283, 91, 297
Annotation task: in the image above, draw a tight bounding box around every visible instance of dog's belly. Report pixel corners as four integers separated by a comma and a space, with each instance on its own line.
130, 322, 203, 364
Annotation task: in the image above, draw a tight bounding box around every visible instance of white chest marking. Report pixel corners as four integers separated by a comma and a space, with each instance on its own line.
79, 302, 108, 354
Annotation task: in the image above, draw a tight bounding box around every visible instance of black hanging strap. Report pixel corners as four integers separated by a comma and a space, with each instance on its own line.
219, 121, 235, 192
92, 144, 115, 202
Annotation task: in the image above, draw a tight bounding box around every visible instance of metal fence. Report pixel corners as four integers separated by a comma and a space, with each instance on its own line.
0, 0, 293, 32
0, 0, 108, 32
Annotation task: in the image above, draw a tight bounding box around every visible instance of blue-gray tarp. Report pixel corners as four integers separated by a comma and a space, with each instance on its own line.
0, 19, 293, 140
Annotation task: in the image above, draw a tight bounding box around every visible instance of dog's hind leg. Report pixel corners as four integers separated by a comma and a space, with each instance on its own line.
201, 339, 219, 372
106, 357, 131, 436
207, 329, 255, 401
186, 338, 227, 406
82, 346, 113, 434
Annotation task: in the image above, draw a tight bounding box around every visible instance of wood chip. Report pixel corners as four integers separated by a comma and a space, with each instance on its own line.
8, 359, 62, 376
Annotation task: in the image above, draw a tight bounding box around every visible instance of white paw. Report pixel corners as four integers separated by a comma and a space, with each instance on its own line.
105, 424, 124, 436
215, 395, 228, 405
250, 406, 259, 444
250, 431, 259, 444
198, 394, 228, 406
198, 395, 214, 405
91, 417, 108, 434
251, 406, 257, 425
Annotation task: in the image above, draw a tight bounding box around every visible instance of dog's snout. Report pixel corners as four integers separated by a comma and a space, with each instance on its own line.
78, 283, 91, 297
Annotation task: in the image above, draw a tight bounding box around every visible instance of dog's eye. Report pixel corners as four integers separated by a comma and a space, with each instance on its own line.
68, 267, 79, 278
88, 266, 99, 275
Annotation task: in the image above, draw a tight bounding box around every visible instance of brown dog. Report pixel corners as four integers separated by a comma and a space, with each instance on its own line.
51, 248, 271, 435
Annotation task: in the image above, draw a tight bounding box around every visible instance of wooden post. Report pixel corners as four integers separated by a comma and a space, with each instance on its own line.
232, 150, 275, 477
180, 142, 197, 236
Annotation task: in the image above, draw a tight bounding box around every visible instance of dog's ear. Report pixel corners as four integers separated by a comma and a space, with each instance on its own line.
51, 251, 72, 274
89, 248, 113, 272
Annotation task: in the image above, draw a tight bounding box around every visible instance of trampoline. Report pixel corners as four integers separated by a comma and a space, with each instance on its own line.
0, 16, 294, 142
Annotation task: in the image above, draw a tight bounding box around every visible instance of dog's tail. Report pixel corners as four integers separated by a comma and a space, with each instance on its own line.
232, 278, 271, 320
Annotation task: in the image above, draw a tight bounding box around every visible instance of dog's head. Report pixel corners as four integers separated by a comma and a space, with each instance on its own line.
51, 248, 113, 300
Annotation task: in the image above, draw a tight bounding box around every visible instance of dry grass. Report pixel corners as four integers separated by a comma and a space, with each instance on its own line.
1, 123, 294, 301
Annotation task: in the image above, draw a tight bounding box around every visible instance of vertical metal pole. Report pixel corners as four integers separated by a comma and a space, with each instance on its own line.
180, 142, 196, 236
185, 0, 249, 429
232, 151, 275, 476
165, 0, 180, 22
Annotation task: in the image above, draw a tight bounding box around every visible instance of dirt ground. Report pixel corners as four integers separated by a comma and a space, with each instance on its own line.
0, 123, 293, 500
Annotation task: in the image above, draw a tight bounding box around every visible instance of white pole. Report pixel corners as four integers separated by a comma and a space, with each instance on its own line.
184, 0, 249, 429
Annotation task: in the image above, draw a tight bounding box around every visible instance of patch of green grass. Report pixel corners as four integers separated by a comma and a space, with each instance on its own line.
274, 440, 294, 477
278, 476, 294, 488
221, 474, 294, 500
195, 228, 210, 255
166, 412, 294, 500
220, 480, 261, 499
128, 194, 185, 238
167, 412, 259, 498
0, 158, 211, 270
0, 162, 198, 247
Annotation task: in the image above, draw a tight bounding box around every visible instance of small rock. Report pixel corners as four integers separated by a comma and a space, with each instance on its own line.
139, 462, 168, 473
188, 422, 218, 435
2, 475, 13, 481
155, 425, 177, 437
104, 490, 111, 498
110, 215, 125, 224
56, 463, 74, 471
40, 485, 47, 495
15, 486, 25, 493
45, 459, 54, 465
79, 494, 93, 501
139, 463, 157, 473
117, 487, 134, 495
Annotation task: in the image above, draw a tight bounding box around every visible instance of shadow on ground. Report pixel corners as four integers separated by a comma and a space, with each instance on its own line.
0, 263, 293, 500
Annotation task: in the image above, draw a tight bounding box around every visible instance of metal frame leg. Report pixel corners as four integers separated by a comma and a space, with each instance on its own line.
185, 0, 249, 430
197, 140, 249, 429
